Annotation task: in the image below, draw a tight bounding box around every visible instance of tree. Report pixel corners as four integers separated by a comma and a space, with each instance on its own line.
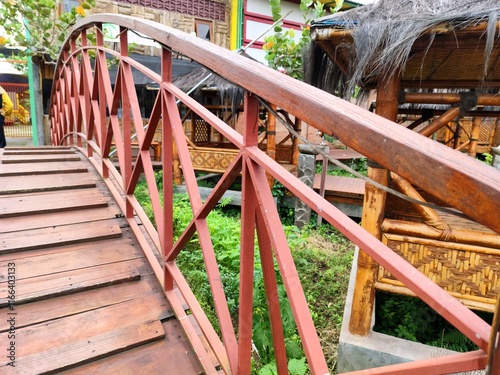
0, 0, 94, 145
263, 0, 343, 80
0, 0, 95, 64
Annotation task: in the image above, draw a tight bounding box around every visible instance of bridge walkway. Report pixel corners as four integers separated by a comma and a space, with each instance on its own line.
0, 146, 217, 374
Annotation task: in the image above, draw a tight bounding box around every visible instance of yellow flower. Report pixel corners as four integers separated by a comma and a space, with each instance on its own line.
0, 37, 6, 46
264, 41, 274, 50
76, 6, 85, 16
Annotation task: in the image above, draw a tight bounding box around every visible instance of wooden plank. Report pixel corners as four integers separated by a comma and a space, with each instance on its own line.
0, 219, 123, 253
0, 206, 121, 234
0, 154, 82, 163
4, 146, 74, 151
0, 275, 165, 332
61, 320, 204, 375
2, 149, 77, 155
0, 292, 169, 359
313, 174, 365, 196
0, 239, 142, 281
0, 161, 88, 177
0, 173, 97, 195
317, 148, 365, 161
0, 188, 109, 218
0, 258, 146, 306
0, 237, 136, 262
7, 320, 165, 375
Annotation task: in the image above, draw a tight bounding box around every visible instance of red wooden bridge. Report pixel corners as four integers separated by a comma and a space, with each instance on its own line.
1, 14, 500, 374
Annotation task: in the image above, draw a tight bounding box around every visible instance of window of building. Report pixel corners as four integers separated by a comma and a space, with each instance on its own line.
195, 19, 213, 42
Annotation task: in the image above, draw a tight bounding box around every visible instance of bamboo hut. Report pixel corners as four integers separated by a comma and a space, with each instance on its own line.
304, 0, 500, 336
171, 67, 301, 184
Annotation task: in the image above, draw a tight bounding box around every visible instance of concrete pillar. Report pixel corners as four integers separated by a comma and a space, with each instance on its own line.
492, 146, 500, 169
294, 144, 328, 228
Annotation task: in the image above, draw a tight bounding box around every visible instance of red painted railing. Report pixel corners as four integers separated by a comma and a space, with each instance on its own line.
49, 14, 500, 374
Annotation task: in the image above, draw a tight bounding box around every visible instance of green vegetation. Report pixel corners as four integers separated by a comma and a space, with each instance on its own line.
263, 0, 343, 79
134, 173, 355, 373
316, 158, 367, 178
0, 0, 95, 64
373, 292, 481, 352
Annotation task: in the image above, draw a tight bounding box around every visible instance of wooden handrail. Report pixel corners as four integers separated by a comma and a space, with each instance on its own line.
49, 14, 500, 374
67, 14, 500, 236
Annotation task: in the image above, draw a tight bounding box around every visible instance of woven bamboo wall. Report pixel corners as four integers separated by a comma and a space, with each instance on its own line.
189, 147, 238, 172
377, 233, 500, 311
436, 117, 497, 152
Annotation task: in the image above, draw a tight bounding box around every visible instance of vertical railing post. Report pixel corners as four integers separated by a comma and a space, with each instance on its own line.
118, 26, 133, 218
238, 160, 256, 373
161, 47, 175, 292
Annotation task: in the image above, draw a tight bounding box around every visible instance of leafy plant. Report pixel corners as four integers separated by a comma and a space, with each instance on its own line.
481, 152, 493, 165
0, 0, 95, 64
135, 173, 356, 372
316, 157, 368, 178
263, 0, 343, 80
374, 292, 482, 352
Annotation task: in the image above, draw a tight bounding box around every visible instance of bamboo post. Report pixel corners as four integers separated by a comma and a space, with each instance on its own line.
266, 105, 277, 188
419, 106, 460, 137
468, 115, 483, 157
389, 172, 443, 225
453, 121, 462, 149
348, 72, 400, 336
292, 117, 301, 166
173, 142, 182, 185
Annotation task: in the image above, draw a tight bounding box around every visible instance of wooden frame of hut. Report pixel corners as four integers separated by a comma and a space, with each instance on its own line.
171, 67, 301, 185
305, 0, 500, 336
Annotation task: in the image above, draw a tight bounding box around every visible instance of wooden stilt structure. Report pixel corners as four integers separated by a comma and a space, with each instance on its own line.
349, 72, 400, 336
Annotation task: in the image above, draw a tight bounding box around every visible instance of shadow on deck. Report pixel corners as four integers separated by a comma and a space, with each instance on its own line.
0, 147, 216, 374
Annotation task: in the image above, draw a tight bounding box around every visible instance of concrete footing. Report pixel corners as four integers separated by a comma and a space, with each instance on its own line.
337, 248, 463, 373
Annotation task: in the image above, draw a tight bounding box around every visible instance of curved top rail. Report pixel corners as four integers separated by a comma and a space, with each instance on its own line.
64, 14, 500, 234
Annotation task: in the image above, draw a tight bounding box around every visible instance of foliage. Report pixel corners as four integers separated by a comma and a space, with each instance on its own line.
135, 172, 355, 372
373, 292, 479, 352
481, 152, 493, 165
170, 192, 306, 370
316, 157, 367, 178
271, 181, 295, 225
0, 0, 95, 64
263, 0, 343, 79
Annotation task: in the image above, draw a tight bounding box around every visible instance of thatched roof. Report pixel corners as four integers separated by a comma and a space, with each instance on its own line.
173, 66, 240, 96
305, 0, 500, 98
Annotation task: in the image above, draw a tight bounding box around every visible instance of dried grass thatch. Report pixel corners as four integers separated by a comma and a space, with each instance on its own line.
304, 0, 500, 98
173, 66, 244, 107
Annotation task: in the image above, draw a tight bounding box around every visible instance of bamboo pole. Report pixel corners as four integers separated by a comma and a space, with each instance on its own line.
419, 106, 461, 137
453, 121, 462, 149
468, 116, 483, 157
382, 219, 500, 248
292, 117, 301, 166
348, 72, 400, 336
389, 172, 444, 224
173, 142, 182, 185
266, 105, 277, 188
404, 92, 500, 107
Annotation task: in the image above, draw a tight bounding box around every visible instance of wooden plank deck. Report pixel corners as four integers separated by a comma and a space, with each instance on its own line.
0, 147, 215, 374
313, 174, 365, 217
313, 174, 365, 201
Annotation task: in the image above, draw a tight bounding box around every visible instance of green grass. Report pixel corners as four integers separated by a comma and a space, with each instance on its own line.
134, 175, 355, 373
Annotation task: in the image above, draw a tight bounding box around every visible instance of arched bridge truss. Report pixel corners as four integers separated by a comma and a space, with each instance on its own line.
49, 14, 500, 374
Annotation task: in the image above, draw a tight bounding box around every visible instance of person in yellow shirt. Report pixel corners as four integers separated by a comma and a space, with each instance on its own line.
0, 85, 13, 148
